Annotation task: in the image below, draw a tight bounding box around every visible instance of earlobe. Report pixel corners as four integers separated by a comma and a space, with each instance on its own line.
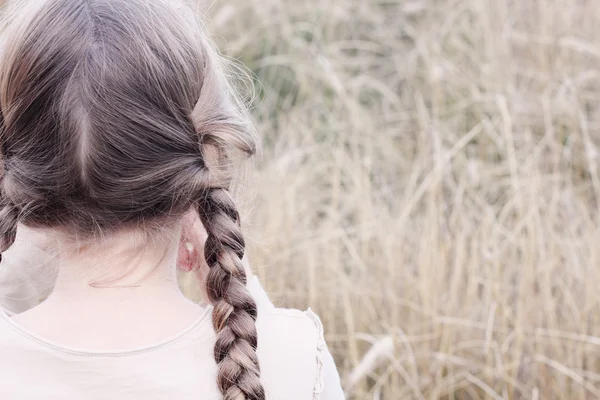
177, 208, 209, 276
177, 241, 194, 273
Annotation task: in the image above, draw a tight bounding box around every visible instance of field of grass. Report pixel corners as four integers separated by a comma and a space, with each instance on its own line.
202, 0, 600, 398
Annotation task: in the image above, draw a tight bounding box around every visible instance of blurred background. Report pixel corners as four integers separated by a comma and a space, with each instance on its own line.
202, 0, 600, 399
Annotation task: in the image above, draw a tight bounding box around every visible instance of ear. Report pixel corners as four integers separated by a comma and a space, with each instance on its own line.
177, 208, 208, 273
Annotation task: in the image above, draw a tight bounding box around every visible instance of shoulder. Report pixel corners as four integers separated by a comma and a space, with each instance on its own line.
0, 307, 16, 337
0, 307, 34, 368
255, 306, 325, 400
257, 305, 323, 353
247, 275, 323, 362
244, 275, 345, 399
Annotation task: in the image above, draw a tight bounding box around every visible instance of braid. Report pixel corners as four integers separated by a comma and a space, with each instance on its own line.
0, 111, 17, 257
0, 152, 18, 258
197, 187, 265, 400
0, 196, 18, 260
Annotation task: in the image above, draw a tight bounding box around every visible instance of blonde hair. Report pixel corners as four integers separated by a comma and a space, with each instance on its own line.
0, 0, 264, 398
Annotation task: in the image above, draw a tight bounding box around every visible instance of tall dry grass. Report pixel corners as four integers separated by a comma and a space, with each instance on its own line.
204, 0, 600, 398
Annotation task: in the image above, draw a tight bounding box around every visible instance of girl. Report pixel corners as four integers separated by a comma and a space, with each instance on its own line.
0, 0, 344, 399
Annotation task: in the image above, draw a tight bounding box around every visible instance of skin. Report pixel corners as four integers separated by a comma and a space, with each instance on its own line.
8, 209, 253, 351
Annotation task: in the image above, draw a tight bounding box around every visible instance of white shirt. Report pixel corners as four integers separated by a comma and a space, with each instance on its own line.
0, 228, 345, 399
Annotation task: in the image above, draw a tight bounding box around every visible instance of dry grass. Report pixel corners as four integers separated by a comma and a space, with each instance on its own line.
204, 0, 600, 398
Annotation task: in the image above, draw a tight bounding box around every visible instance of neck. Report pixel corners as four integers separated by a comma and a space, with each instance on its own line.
13, 225, 207, 350
47, 226, 184, 306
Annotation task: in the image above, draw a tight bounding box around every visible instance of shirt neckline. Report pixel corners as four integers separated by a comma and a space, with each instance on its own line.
0, 305, 213, 357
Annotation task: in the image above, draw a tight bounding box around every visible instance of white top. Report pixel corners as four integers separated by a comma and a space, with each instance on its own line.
0, 277, 345, 399
0, 227, 345, 399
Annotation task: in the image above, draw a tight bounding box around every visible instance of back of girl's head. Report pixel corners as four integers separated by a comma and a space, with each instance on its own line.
0, 0, 264, 399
